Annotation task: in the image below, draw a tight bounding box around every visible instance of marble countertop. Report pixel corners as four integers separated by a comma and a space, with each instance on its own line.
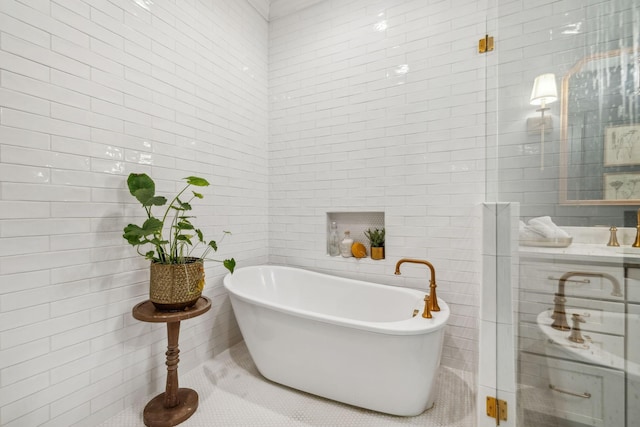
517, 226, 640, 265
518, 226, 640, 265
519, 242, 640, 265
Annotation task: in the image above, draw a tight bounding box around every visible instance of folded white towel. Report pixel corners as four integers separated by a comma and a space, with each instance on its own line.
519, 220, 545, 240
526, 216, 570, 239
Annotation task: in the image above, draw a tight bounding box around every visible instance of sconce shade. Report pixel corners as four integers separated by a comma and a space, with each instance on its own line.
530, 73, 558, 106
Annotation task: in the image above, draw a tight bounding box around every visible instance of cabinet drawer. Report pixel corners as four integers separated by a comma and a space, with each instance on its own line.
628, 304, 640, 424
627, 303, 640, 376
518, 320, 624, 370
519, 353, 624, 427
520, 262, 624, 301
518, 290, 624, 335
626, 268, 640, 302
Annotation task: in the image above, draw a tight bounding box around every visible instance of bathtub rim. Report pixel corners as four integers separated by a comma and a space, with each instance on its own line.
223, 264, 449, 336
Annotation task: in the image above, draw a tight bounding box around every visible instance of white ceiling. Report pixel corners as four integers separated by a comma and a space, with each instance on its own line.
248, 0, 326, 21
247, 0, 270, 20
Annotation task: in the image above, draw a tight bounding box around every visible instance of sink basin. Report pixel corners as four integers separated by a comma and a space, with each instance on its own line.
536, 310, 639, 377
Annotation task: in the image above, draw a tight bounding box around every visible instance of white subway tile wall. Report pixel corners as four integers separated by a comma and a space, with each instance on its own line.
268, 0, 486, 374
0, 0, 268, 425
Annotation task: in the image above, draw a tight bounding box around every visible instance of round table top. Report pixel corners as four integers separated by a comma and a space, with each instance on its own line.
132, 296, 211, 323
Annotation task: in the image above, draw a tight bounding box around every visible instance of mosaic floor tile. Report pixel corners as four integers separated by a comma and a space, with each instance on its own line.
99, 341, 476, 426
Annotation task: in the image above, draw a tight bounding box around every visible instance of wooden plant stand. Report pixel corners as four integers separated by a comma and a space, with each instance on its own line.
132, 297, 211, 427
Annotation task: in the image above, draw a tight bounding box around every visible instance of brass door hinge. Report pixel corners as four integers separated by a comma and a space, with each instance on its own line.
486, 396, 507, 425
479, 34, 494, 53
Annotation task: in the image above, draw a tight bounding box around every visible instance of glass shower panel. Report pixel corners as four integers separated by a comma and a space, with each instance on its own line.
491, 1, 640, 426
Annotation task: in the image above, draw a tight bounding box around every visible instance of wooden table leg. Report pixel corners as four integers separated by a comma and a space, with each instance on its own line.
165, 321, 180, 407
143, 321, 199, 427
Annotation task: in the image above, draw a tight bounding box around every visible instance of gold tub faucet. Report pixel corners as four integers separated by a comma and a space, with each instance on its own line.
394, 258, 440, 314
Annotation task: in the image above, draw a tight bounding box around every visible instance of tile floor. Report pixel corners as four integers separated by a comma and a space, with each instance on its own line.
100, 341, 476, 426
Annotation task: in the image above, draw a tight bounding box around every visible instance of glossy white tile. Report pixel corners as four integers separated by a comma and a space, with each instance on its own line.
481, 254, 497, 321
496, 254, 513, 325
1, 0, 268, 422
496, 322, 516, 393
479, 319, 497, 390
0, 125, 50, 149
2, 69, 90, 109
0, 164, 51, 183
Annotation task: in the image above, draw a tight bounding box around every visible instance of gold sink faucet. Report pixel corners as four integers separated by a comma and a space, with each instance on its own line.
394, 258, 440, 315
634, 208, 640, 247
551, 271, 621, 331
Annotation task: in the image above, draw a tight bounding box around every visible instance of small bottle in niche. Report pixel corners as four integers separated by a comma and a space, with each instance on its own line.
328, 221, 340, 256
340, 230, 353, 257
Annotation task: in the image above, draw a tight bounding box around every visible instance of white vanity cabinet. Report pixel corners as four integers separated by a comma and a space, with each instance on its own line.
520, 352, 624, 427
624, 268, 640, 425
518, 257, 626, 427
519, 261, 624, 301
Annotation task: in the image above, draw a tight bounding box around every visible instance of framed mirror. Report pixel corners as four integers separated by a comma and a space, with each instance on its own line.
560, 48, 640, 205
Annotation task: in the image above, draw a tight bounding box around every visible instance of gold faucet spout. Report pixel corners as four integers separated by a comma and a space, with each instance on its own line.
552, 270, 621, 331
394, 258, 441, 312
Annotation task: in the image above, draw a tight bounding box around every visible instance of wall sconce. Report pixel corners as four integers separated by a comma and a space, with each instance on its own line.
528, 73, 558, 170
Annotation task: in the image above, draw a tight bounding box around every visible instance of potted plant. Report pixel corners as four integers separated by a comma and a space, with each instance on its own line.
123, 173, 235, 311
364, 227, 385, 260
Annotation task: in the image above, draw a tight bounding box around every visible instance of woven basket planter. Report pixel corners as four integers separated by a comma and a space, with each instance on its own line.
149, 257, 204, 311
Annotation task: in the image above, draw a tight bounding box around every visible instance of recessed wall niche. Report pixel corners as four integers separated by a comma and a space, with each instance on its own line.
326, 212, 385, 256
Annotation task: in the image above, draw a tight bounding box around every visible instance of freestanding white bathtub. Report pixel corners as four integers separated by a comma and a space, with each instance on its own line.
223, 265, 450, 416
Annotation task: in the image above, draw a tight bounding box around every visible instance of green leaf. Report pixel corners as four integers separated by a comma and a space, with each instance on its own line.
224, 258, 236, 273
171, 198, 191, 211
123, 219, 161, 241
184, 176, 209, 187
175, 234, 193, 245
176, 220, 194, 230
123, 224, 145, 238
142, 217, 163, 234
123, 225, 145, 244
144, 196, 167, 207
196, 229, 204, 242
127, 173, 153, 195
127, 173, 166, 206
148, 237, 168, 246
192, 191, 203, 199
208, 240, 218, 251
144, 251, 155, 259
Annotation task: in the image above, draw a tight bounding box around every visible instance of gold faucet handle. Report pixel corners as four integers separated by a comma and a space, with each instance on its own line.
568, 314, 585, 343
422, 295, 432, 319
571, 313, 585, 324
607, 226, 620, 247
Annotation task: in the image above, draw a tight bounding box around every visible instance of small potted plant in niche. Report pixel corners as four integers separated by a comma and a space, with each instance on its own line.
364, 227, 385, 260
123, 173, 235, 311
